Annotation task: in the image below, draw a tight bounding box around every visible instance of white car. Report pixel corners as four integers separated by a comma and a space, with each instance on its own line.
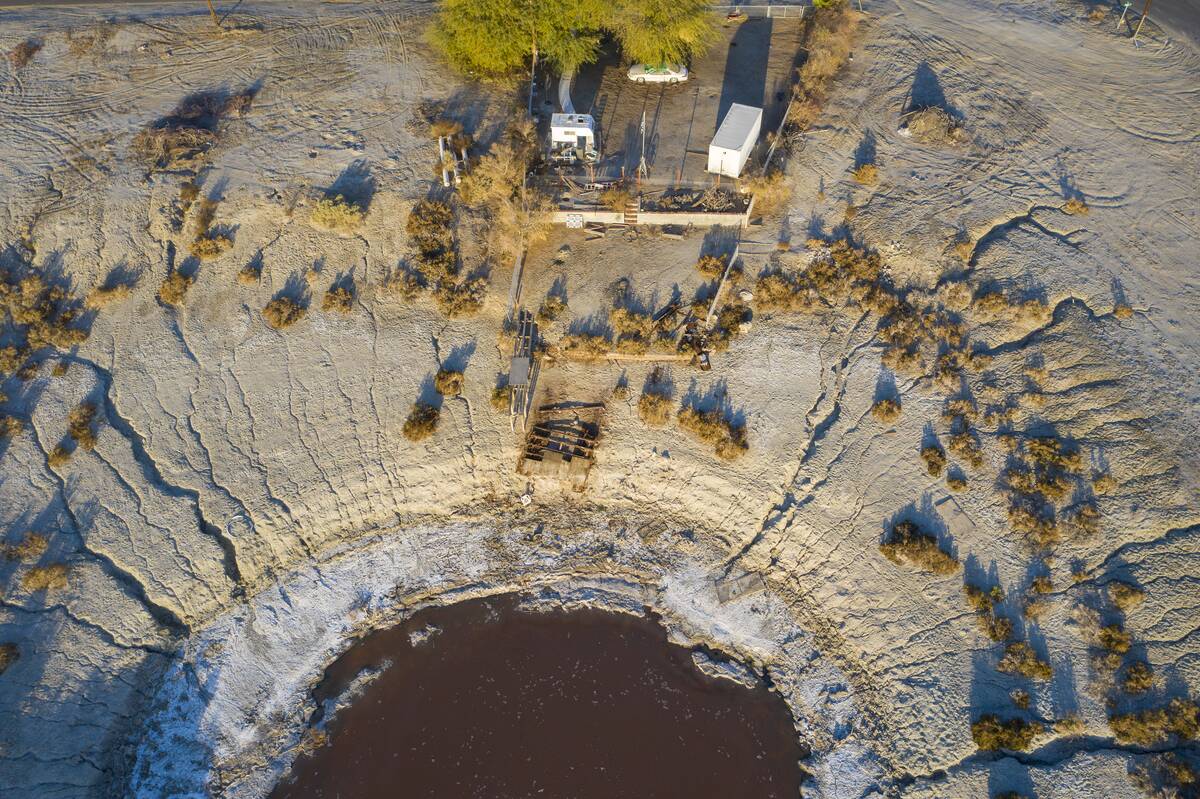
627, 63, 689, 84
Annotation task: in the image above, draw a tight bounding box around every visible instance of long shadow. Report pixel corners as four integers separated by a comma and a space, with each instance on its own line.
907, 62, 961, 119
718, 18, 773, 128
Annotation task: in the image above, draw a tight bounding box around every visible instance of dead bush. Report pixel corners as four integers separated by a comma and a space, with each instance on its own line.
1108, 581, 1146, 612
637, 391, 673, 427
903, 107, 968, 146
1113, 303, 1134, 319
262, 296, 306, 329
1062, 197, 1089, 216
85, 283, 133, 309
433, 278, 487, 318
1123, 661, 1155, 694
799, 4, 859, 86
559, 333, 610, 362
48, 445, 72, 467
537, 295, 567, 323
4, 533, 48, 561
322, 285, 354, 314
402, 402, 440, 442
1099, 624, 1132, 654
695, 254, 728, 279
406, 200, 455, 255
947, 429, 984, 468
852, 163, 878, 185
158, 272, 194, 306
490, 383, 509, 412
1031, 575, 1053, 594
1109, 699, 1200, 746
742, 170, 791, 215
310, 195, 365, 233
22, 563, 69, 592
998, 642, 1053, 680
0, 642, 16, 675
946, 471, 968, 491
9, 38, 42, 69
599, 186, 632, 212
971, 714, 1039, 751
879, 521, 958, 575
434, 368, 464, 397
190, 235, 232, 261
237, 262, 262, 286
1054, 716, 1086, 737
1008, 502, 1060, 549
920, 443, 947, 476
870, 398, 901, 423
0, 414, 23, 440
68, 402, 98, 451
677, 406, 748, 461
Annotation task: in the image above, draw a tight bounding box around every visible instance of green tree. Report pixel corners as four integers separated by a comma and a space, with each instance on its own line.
429, 0, 607, 77
608, 0, 716, 66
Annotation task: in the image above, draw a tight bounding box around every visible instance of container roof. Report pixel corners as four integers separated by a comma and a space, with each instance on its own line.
711, 104, 763, 151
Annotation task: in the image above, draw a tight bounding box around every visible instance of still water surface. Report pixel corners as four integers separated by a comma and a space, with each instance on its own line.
270, 593, 804, 798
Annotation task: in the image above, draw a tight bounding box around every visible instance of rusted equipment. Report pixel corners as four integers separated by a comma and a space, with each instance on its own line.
518, 403, 604, 488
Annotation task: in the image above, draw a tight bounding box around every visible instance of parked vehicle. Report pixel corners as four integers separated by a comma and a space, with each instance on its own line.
627, 63, 689, 84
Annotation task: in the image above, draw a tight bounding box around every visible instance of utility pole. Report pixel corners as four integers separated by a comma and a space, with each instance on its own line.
637, 110, 649, 186
204, 0, 221, 29
1116, 1, 1132, 31
1132, 0, 1152, 43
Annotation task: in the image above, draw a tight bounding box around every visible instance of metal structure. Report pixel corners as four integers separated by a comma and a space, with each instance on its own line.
519, 403, 604, 488
508, 310, 537, 431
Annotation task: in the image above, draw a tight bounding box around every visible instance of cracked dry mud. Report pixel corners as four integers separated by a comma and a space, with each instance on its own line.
0, 1, 1197, 798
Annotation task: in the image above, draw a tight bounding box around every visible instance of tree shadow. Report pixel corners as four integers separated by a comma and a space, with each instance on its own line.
328, 159, 376, 211
701, 226, 740, 261
906, 61, 961, 118
873, 367, 899, 404
442, 340, 477, 374
680, 377, 746, 429
853, 130, 877, 169
642, 366, 675, 398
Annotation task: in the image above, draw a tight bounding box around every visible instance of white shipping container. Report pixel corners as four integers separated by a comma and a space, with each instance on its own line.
707, 104, 763, 178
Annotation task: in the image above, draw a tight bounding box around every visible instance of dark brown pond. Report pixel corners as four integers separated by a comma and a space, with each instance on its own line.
270, 593, 805, 799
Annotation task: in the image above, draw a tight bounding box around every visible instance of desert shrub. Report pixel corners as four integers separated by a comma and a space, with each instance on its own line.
406, 200, 455, 255
22, 563, 69, 592
237, 261, 261, 286
852, 163, 878, 185
158, 272, 194, 306
971, 715, 1039, 751
9, 38, 42, 69
946, 472, 968, 491
1109, 700, 1200, 746
386, 271, 424, 301
1062, 197, 1089, 215
1054, 715, 1086, 736
68, 402, 98, 451
879, 521, 959, 575
1113, 303, 1133, 319
1099, 624, 1132, 654
599, 186, 632, 212
85, 283, 133, 309
434, 368, 464, 397
998, 642, 1053, 680
310, 195, 365, 233
742, 170, 791, 215
262, 297, 306, 329
799, 4, 858, 85
190, 235, 232, 261
903, 107, 968, 145
1026, 437, 1083, 473
490, 383, 509, 412
1031, 576, 1053, 594
433, 277, 487, 318
0, 414, 23, 440
322, 285, 354, 314
965, 584, 1014, 641
0, 642, 17, 674
132, 89, 251, 170
402, 402, 440, 442
695, 254, 728, 279
870, 398, 901, 422
1124, 661, 1155, 694
1023, 599, 1050, 621
48, 445, 72, 467
1108, 581, 1145, 612
677, 406, 748, 461
637, 391, 673, 427
537, 295, 567, 323
947, 429, 984, 468
1008, 501, 1060, 548
5, 533, 48, 561
559, 333, 610, 362
920, 443, 947, 476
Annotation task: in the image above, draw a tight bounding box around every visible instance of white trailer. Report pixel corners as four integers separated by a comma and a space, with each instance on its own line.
549, 113, 599, 165
707, 104, 762, 178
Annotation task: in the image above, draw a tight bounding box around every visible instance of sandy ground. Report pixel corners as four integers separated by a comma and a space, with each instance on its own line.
0, 0, 1197, 797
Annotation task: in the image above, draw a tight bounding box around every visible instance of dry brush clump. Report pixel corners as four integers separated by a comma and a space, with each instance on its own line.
0, 270, 89, 370
262, 296, 306, 329
965, 583, 1014, 642
785, 3, 859, 133
1108, 581, 1146, 612
402, 402, 440, 442
132, 88, 254, 170
920, 442, 947, 476
8, 38, 42, 69
971, 714, 1040, 751
321, 284, 354, 314
879, 521, 959, 575
742, 170, 792, 216
433, 368, 464, 397
1123, 661, 1155, 694
852, 163, 878, 185
695, 254, 728, 280
997, 642, 1053, 680
599, 185, 632, 212
1132, 753, 1200, 799
1109, 699, 1200, 746
871, 397, 901, 423
1062, 197, 1089, 216
558, 333, 610, 362
677, 405, 748, 461
21, 563, 69, 592
637, 390, 673, 427
67, 402, 98, 451
310, 194, 366, 234
902, 106, 968, 146
0, 642, 17, 675
158, 271, 193, 307
85, 282, 133, 309
4, 533, 48, 561
537, 294, 567, 323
